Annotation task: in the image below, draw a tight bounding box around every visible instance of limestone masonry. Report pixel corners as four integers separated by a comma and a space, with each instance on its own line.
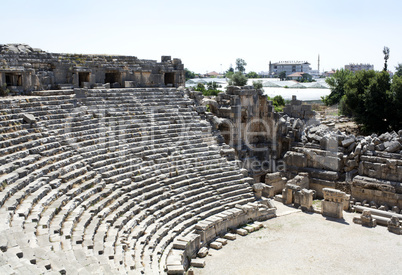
0, 45, 401, 274
0, 44, 185, 94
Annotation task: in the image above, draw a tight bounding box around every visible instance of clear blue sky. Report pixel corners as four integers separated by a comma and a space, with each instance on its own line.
2, 0, 402, 74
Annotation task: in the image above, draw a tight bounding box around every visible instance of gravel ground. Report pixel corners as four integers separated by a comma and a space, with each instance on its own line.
194, 203, 402, 275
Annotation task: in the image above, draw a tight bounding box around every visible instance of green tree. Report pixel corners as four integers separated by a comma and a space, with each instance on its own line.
235, 58, 247, 73
341, 70, 376, 116
273, 95, 285, 107
278, 71, 286, 81
267, 95, 286, 112
185, 68, 196, 81
228, 71, 248, 86
342, 70, 393, 133
322, 69, 353, 106
390, 74, 402, 130
207, 81, 221, 90
246, 71, 259, 78
395, 63, 402, 77
252, 80, 263, 89
383, 46, 390, 71
225, 66, 234, 78
362, 71, 391, 133
194, 83, 206, 93
194, 82, 222, 96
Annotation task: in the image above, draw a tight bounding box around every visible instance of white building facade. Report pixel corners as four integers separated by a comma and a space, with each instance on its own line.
344, 63, 374, 72
269, 61, 311, 77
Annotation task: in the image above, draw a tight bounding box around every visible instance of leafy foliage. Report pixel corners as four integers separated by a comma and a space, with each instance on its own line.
235, 58, 247, 73
246, 71, 259, 78
279, 71, 286, 81
194, 83, 222, 96
207, 81, 221, 90
185, 68, 196, 81
322, 69, 353, 106
225, 66, 234, 78
267, 95, 286, 112
395, 63, 402, 77
228, 72, 248, 86
273, 95, 285, 107
252, 80, 263, 89
390, 74, 402, 130
340, 70, 402, 133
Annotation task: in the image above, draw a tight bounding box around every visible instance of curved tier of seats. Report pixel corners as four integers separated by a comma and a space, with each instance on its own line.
0, 88, 268, 274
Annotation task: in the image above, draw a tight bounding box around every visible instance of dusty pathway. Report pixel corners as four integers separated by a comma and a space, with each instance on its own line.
194, 203, 402, 275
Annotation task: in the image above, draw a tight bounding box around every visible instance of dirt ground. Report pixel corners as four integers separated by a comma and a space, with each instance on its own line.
315, 105, 360, 135
194, 203, 402, 275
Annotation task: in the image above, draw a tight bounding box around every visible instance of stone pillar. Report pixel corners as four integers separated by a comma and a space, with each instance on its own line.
283, 187, 293, 205
321, 188, 346, 219
0, 72, 4, 88
300, 189, 315, 211
253, 183, 264, 200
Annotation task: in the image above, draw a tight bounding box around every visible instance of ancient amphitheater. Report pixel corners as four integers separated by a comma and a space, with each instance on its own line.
0, 45, 401, 274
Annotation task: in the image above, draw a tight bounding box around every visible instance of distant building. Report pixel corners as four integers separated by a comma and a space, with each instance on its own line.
308, 69, 320, 78
206, 71, 220, 77
324, 70, 336, 77
269, 61, 311, 77
287, 72, 312, 81
345, 63, 374, 72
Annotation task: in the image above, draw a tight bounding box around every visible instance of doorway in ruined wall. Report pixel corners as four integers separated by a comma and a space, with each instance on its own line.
5, 73, 22, 86
78, 72, 90, 88
164, 72, 175, 87
105, 71, 121, 87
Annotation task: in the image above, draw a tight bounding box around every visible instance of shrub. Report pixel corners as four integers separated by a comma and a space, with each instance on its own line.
228, 72, 248, 86
252, 80, 263, 89
273, 95, 285, 107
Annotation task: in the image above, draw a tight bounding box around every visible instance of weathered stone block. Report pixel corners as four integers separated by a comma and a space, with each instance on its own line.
197, 247, 208, 258
322, 200, 343, 219
223, 233, 236, 240
215, 238, 227, 245
191, 259, 205, 268
209, 242, 222, 250
22, 113, 36, 123
236, 229, 248, 236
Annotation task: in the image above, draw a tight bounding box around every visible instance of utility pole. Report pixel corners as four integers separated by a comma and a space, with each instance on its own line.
318, 54, 320, 75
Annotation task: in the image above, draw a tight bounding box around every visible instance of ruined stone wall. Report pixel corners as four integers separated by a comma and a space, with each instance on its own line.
191, 85, 402, 210
283, 95, 316, 121
193, 86, 289, 182
283, 123, 402, 208
0, 44, 185, 94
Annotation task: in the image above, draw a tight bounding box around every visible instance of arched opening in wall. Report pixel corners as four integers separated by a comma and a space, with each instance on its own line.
105, 71, 121, 87
260, 174, 266, 183
164, 72, 175, 87
79, 72, 90, 88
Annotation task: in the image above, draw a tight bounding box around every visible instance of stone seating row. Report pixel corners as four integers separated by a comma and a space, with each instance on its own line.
0, 89, 260, 273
